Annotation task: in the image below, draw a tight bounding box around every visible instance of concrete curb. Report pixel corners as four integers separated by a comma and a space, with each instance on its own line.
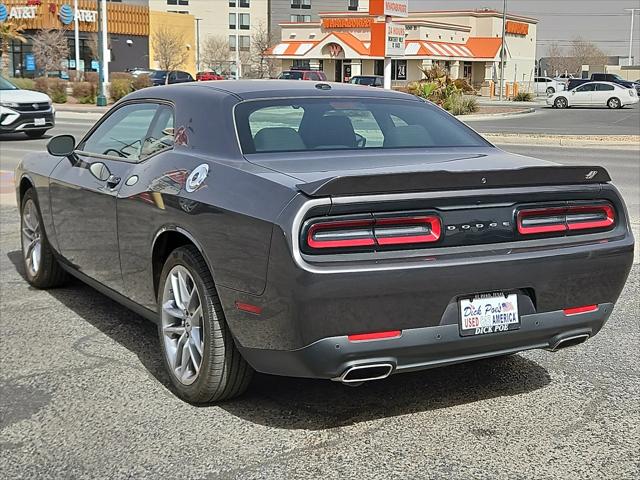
485, 133, 640, 149
54, 104, 109, 114
460, 107, 535, 121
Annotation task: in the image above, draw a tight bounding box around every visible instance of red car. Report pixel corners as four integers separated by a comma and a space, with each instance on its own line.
196, 71, 224, 81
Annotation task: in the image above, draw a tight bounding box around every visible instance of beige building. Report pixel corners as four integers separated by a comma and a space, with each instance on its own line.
148, 0, 270, 74
269, 9, 538, 94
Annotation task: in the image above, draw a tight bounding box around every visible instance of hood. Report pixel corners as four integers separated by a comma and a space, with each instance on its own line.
0, 88, 52, 104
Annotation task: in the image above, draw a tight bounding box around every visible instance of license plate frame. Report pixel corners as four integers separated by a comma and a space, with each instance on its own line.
459, 292, 520, 337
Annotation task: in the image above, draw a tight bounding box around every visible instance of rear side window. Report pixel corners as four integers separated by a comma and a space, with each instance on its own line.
236, 98, 489, 154
595, 83, 614, 91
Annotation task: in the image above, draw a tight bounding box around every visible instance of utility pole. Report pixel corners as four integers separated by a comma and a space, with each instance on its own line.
73, 0, 80, 81
624, 8, 640, 66
96, 0, 108, 106
233, 5, 241, 79
195, 18, 202, 73
499, 0, 507, 101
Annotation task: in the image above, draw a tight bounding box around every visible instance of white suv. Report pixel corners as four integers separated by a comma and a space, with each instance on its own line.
0, 76, 55, 138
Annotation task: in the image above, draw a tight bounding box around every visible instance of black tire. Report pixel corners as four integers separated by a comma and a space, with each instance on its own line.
20, 188, 67, 288
546, 86, 555, 94
607, 97, 622, 109
25, 129, 47, 139
554, 97, 568, 109
157, 245, 253, 403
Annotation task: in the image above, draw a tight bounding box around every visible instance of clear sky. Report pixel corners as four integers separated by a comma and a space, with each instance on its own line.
412, 0, 640, 59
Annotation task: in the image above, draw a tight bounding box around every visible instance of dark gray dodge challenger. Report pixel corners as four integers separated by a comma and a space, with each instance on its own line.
15, 80, 634, 403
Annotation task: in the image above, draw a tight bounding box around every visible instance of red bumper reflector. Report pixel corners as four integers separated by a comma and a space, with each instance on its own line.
563, 305, 598, 315
235, 301, 262, 315
348, 330, 402, 342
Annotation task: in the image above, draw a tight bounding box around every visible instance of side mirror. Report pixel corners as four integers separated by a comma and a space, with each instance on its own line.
47, 135, 76, 157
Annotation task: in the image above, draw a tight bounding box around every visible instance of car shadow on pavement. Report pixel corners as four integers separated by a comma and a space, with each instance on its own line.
8, 249, 552, 431
0, 133, 53, 141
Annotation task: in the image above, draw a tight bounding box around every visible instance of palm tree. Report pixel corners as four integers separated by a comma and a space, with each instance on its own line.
0, 22, 27, 77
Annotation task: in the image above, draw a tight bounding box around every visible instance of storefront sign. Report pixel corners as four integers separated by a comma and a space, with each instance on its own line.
321, 17, 372, 29
0, 4, 37, 21
24, 52, 35, 71
58, 3, 97, 25
505, 21, 529, 36
386, 22, 405, 56
369, 0, 409, 18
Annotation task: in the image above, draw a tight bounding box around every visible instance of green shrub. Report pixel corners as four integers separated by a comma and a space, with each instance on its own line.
9, 77, 36, 90
108, 78, 132, 102
513, 91, 534, 102
72, 81, 97, 104
132, 74, 151, 91
49, 80, 68, 103
443, 94, 479, 115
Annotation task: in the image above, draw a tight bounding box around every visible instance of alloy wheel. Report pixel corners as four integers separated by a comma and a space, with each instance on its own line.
161, 265, 204, 385
555, 97, 567, 108
608, 98, 620, 109
21, 199, 42, 277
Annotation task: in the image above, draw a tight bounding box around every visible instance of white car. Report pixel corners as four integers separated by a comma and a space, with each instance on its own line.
534, 76, 565, 95
547, 81, 639, 109
0, 75, 55, 138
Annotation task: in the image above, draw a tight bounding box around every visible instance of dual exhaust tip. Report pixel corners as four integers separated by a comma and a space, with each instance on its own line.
333, 363, 394, 384
548, 333, 590, 352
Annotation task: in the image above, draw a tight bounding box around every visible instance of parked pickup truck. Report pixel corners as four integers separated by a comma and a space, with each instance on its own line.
567, 74, 640, 93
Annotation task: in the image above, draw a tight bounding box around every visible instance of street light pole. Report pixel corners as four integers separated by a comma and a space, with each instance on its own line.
73, 0, 80, 81
96, 0, 106, 106
624, 8, 639, 66
499, 0, 507, 101
195, 18, 202, 73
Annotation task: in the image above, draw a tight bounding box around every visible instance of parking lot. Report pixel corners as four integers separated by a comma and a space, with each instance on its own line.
1, 108, 639, 479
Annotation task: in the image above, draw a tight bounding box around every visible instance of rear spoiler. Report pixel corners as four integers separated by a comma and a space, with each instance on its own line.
296, 166, 611, 197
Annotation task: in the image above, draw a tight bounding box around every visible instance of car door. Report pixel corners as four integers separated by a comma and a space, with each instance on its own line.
594, 83, 615, 105
49, 102, 168, 293
571, 83, 595, 105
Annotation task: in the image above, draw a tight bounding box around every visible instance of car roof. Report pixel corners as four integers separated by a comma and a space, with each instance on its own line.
577, 81, 623, 87
127, 79, 417, 101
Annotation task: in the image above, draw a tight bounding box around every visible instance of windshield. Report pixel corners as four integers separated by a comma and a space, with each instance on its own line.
149, 71, 167, 79
278, 71, 304, 80
235, 97, 489, 154
611, 74, 624, 81
0, 76, 18, 90
351, 77, 377, 86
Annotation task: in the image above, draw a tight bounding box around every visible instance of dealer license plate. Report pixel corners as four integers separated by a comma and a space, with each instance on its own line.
34, 118, 45, 126
459, 293, 520, 336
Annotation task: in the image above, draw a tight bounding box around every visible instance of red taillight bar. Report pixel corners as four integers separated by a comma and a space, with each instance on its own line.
348, 330, 402, 342
306, 216, 441, 250
518, 204, 615, 235
563, 305, 598, 315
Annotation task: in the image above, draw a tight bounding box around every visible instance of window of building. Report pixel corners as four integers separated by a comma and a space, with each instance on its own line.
290, 14, 311, 22
391, 60, 407, 80
239, 0, 250, 7
239, 36, 251, 51
229, 13, 236, 29
229, 0, 235, 5
291, 0, 311, 8
229, 35, 237, 51
292, 59, 310, 69
239, 13, 250, 30
167, 0, 189, 4
348, 0, 359, 11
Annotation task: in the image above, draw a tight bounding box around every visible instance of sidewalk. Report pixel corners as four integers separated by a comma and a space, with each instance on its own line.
54, 103, 109, 114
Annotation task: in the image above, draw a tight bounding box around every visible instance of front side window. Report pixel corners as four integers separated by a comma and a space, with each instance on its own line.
80, 103, 174, 162
236, 98, 488, 154
576, 84, 596, 92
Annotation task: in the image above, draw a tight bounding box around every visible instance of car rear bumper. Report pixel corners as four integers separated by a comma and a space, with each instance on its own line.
238, 303, 613, 380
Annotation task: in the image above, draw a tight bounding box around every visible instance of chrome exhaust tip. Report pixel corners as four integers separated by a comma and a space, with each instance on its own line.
549, 333, 590, 352
333, 363, 394, 384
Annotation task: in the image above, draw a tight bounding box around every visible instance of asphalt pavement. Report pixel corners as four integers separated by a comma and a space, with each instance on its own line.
0, 112, 639, 479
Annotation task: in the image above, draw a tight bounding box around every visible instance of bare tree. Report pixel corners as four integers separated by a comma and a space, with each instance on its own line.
251, 22, 277, 78
152, 26, 189, 80
567, 37, 608, 74
201, 35, 230, 73
1, 22, 26, 77
545, 42, 567, 77
32, 29, 69, 79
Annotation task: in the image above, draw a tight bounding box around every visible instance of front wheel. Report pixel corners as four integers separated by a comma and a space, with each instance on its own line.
25, 129, 47, 139
20, 189, 67, 288
554, 97, 568, 109
607, 97, 622, 109
158, 245, 253, 403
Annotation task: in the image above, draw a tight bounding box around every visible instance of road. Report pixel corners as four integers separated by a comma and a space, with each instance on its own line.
467, 103, 640, 136
1, 114, 639, 479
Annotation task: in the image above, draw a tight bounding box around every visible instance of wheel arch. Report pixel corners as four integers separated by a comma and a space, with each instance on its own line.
18, 174, 36, 205
151, 226, 217, 300
608, 96, 621, 108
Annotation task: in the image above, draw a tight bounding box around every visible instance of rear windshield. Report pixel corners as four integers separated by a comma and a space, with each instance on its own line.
351, 77, 377, 86
278, 71, 304, 80
235, 97, 489, 154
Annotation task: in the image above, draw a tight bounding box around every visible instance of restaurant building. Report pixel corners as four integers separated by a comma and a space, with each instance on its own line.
269, 8, 538, 94
0, 0, 195, 76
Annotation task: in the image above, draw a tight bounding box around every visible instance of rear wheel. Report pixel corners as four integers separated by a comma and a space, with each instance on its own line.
25, 129, 47, 139
158, 245, 253, 403
546, 86, 555, 94
20, 189, 67, 288
607, 97, 622, 109
554, 97, 568, 109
